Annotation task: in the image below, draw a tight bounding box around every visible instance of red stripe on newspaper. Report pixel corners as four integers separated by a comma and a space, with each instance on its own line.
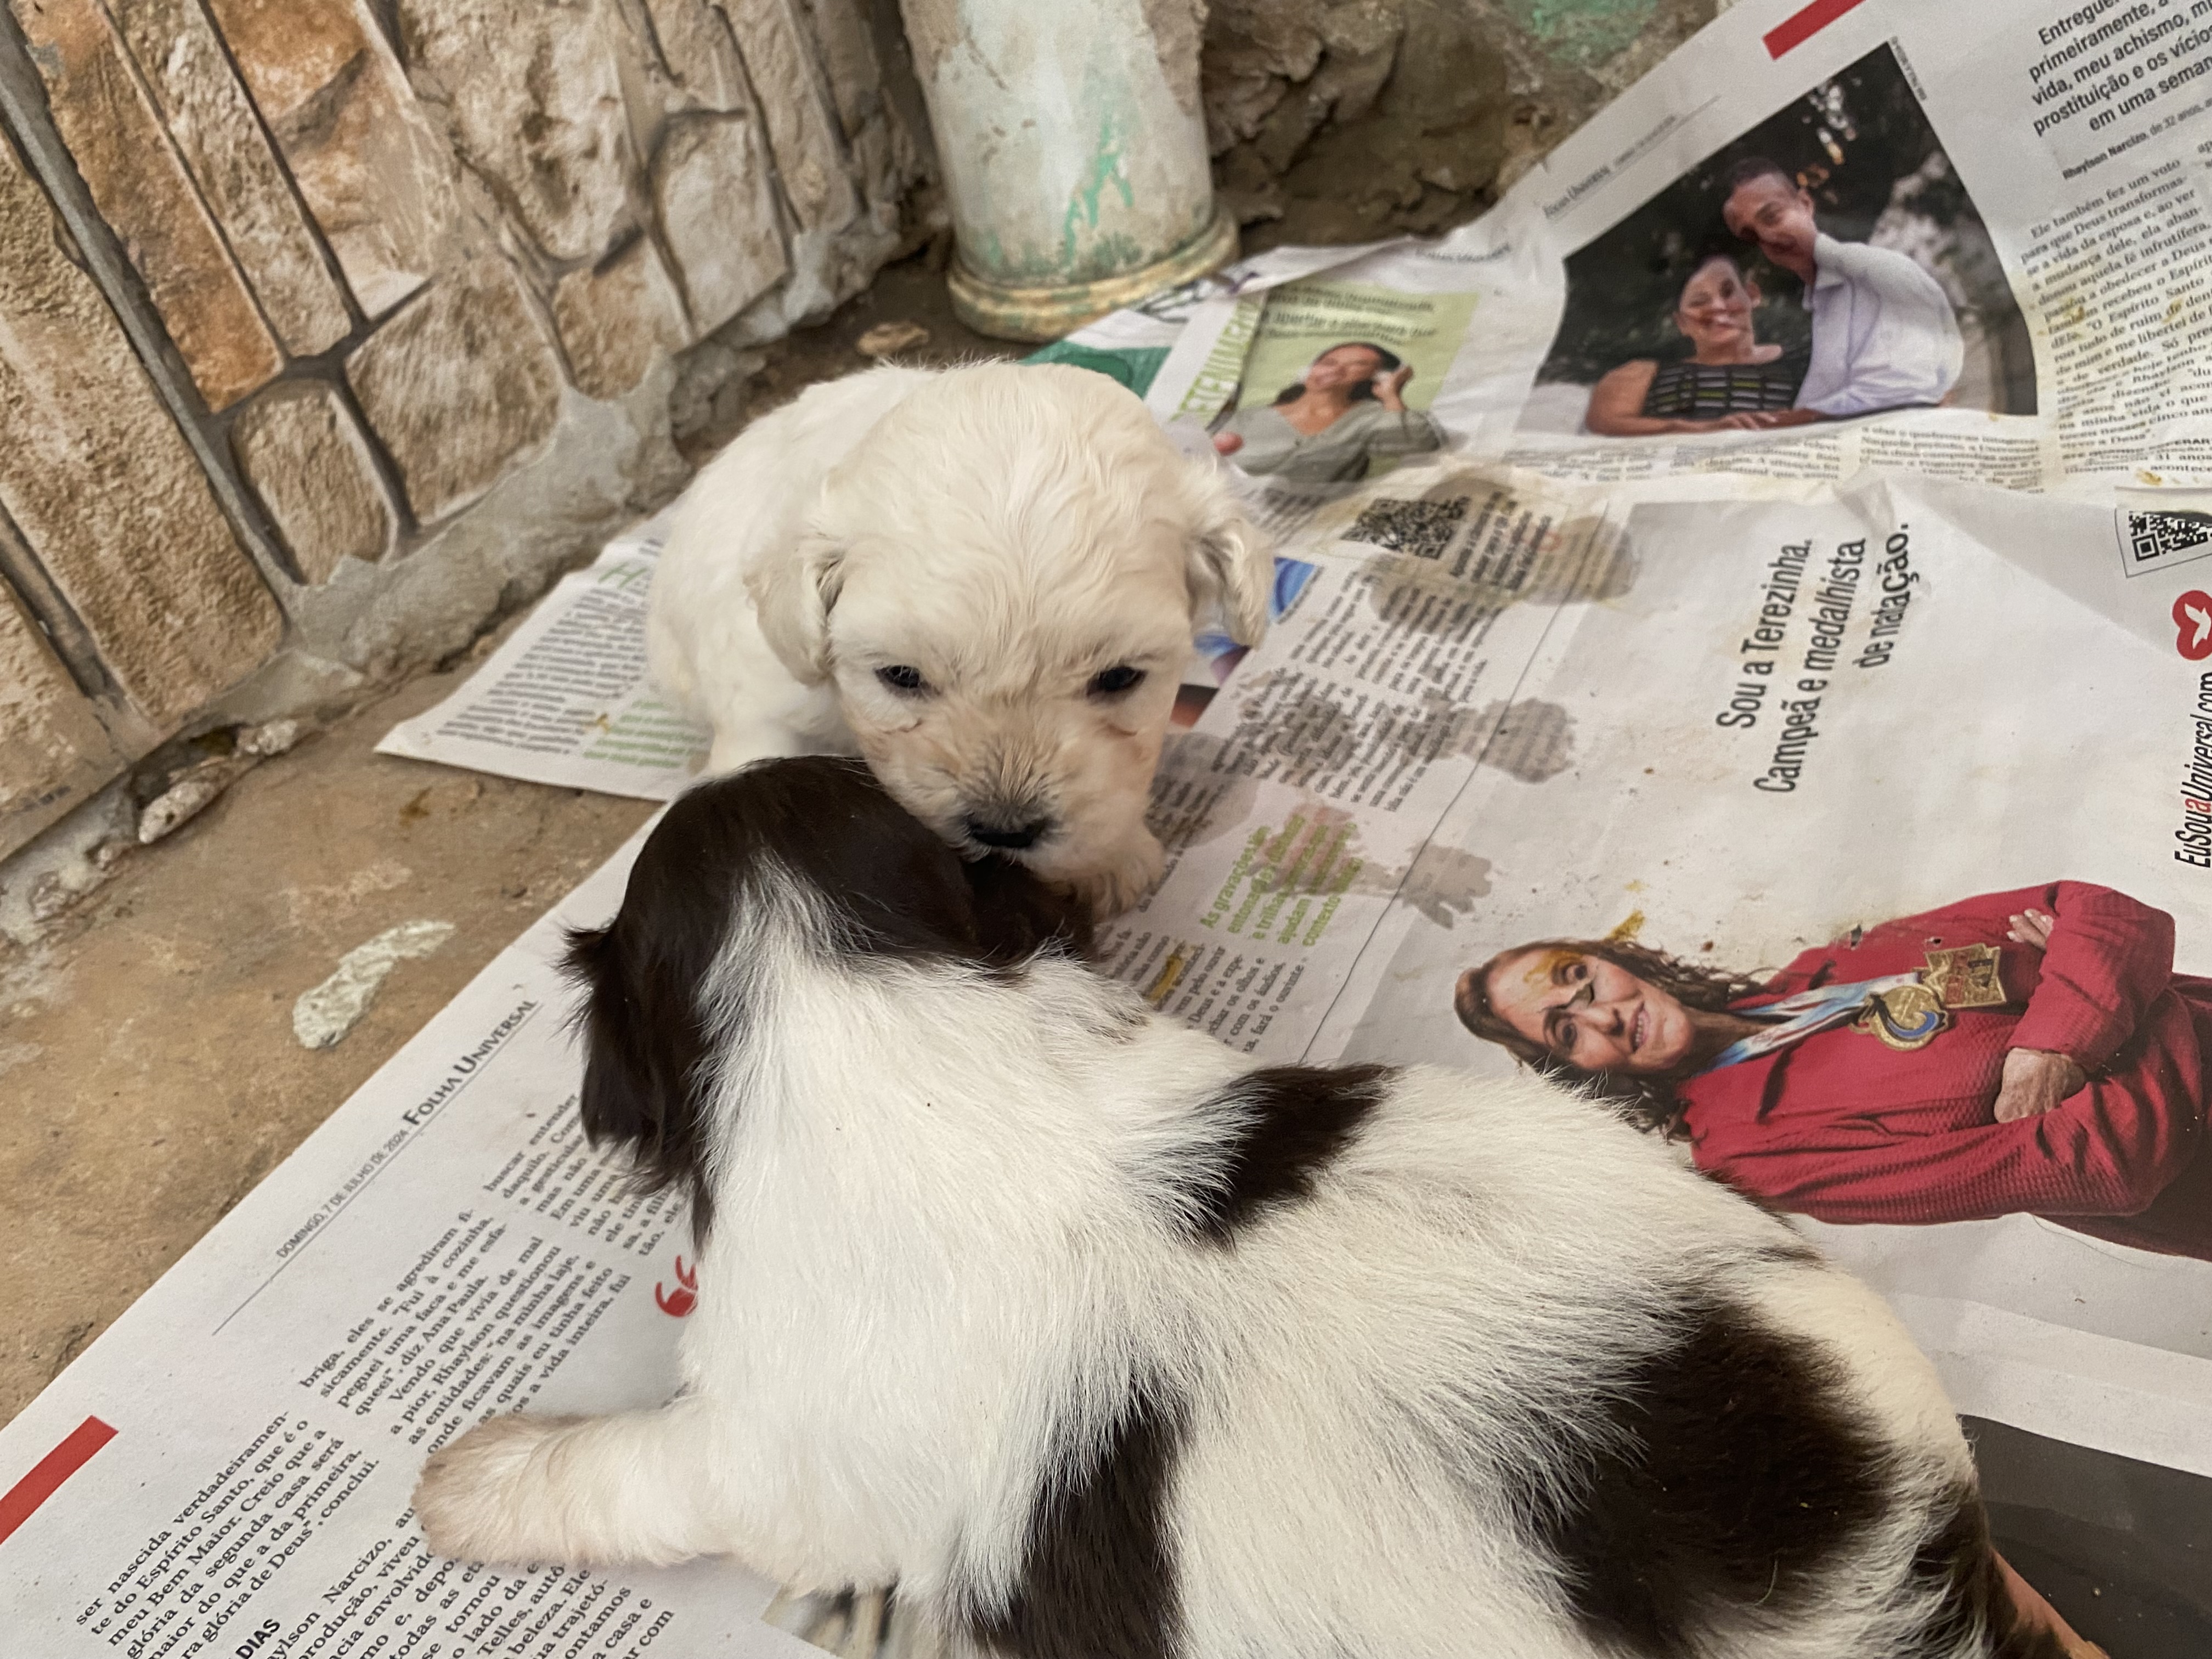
1764, 0, 1868, 58
0, 1417, 117, 1547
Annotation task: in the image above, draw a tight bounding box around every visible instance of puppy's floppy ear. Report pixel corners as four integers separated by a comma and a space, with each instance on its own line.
747, 523, 845, 686
1184, 469, 1274, 647
565, 927, 636, 1136
560, 919, 719, 1237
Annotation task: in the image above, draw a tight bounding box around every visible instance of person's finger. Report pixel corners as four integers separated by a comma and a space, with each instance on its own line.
1995, 1551, 2108, 1658
1995, 1060, 2053, 1121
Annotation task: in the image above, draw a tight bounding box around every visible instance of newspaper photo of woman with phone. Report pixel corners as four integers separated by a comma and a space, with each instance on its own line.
1210, 340, 1447, 483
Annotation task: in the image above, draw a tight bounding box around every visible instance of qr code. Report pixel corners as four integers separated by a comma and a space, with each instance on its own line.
2124, 508, 2212, 572
1344, 496, 1468, 560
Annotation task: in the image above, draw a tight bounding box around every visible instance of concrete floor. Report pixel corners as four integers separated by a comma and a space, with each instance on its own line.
0, 255, 1013, 1428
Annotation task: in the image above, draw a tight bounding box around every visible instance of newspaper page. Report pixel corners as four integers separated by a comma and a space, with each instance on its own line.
1099, 465, 1621, 1056
375, 509, 712, 802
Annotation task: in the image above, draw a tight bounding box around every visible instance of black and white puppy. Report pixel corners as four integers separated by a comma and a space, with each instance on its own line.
414, 758, 2060, 1659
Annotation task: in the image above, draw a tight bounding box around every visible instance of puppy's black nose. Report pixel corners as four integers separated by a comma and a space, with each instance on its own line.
965, 816, 1052, 850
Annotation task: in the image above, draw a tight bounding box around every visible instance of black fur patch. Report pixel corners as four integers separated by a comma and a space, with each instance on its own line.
967, 1385, 1188, 1659
1172, 1063, 1393, 1244
1906, 1485, 2073, 1659
560, 757, 1091, 1238
1526, 1295, 1891, 1657
1750, 1237, 1823, 1268
962, 846, 1097, 966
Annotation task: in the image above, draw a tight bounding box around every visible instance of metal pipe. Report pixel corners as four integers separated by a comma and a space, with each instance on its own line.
898, 0, 1235, 341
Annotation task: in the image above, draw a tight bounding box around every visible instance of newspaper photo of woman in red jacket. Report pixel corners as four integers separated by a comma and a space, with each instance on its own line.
1453, 882, 2212, 1259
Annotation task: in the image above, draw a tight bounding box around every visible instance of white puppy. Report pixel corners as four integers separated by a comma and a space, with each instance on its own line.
415, 759, 2065, 1659
646, 363, 1272, 918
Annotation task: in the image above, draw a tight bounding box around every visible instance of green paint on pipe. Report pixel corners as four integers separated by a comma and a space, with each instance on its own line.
1062, 111, 1137, 272
1508, 0, 1659, 64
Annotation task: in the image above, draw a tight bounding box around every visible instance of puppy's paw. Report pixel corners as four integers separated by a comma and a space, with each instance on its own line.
414, 1414, 578, 1564
1074, 832, 1166, 922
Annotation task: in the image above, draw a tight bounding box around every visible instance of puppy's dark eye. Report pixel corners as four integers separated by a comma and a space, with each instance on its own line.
876, 664, 929, 694
1087, 665, 1146, 697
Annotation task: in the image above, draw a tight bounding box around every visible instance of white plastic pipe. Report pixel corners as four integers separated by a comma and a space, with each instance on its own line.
898, 0, 1235, 340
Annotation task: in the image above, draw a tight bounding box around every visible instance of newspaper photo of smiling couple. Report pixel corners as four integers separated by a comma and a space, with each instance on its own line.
1519, 43, 2036, 440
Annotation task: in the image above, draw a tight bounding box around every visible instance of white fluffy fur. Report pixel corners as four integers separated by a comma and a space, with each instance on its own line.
415, 864, 1999, 1658
646, 363, 1272, 917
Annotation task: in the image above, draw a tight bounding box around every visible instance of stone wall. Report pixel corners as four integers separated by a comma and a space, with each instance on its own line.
0, 0, 928, 862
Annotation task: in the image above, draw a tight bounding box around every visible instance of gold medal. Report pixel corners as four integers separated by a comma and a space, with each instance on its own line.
1849, 943, 2008, 1051
1854, 981, 1949, 1050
